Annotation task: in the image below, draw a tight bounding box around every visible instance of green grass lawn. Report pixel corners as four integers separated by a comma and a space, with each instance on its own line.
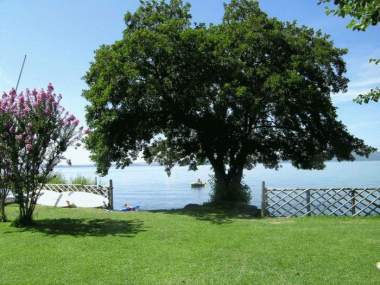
0, 205, 379, 285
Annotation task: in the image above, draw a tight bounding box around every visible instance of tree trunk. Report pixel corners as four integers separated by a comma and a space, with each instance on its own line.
0, 196, 6, 222
18, 197, 35, 225
19, 211, 33, 225
210, 164, 251, 206
17, 203, 34, 225
14, 188, 35, 226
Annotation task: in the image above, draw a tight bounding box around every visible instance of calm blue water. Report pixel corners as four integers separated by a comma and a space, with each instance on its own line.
55, 161, 380, 210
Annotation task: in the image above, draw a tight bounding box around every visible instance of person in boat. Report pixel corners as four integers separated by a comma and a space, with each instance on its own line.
124, 202, 134, 211
191, 178, 205, 187
121, 201, 139, 212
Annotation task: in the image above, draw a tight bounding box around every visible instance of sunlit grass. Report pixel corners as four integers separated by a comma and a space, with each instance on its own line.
0, 204, 378, 285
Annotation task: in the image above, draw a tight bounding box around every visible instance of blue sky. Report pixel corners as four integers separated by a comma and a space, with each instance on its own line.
0, 0, 379, 164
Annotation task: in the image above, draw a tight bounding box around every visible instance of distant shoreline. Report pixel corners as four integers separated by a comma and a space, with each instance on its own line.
57, 155, 380, 168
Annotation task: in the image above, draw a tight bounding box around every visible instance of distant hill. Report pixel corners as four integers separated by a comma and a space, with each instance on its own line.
353, 151, 380, 161
58, 152, 380, 168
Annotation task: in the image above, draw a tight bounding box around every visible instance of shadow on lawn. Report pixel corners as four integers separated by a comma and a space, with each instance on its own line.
13, 218, 145, 237
150, 204, 260, 225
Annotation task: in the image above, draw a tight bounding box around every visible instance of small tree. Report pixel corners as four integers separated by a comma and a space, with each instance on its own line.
0, 84, 83, 224
84, 0, 374, 206
0, 163, 11, 222
0, 108, 14, 222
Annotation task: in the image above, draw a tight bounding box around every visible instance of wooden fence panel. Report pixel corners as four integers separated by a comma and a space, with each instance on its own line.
41, 179, 114, 209
261, 183, 380, 217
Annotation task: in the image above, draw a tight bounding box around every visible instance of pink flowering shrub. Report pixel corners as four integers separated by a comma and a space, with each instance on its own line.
0, 84, 83, 224
0, 150, 11, 222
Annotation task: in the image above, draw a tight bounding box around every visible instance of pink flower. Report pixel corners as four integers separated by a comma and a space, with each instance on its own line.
10, 89, 16, 98
47, 83, 54, 93
40, 90, 47, 101
0, 85, 80, 162
84, 128, 91, 135
46, 94, 53, 103
45, 106, 51, 115
72, 119, 80, 126
36, 93, 42, 103
19, 95, 25, 105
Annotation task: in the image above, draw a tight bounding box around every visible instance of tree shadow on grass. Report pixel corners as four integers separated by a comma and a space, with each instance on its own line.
9, 218, 145, 237
150, 204, 261, 225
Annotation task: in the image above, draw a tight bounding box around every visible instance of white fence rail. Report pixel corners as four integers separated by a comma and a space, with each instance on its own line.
261, 182, 380, 217
41, 180, 114, 209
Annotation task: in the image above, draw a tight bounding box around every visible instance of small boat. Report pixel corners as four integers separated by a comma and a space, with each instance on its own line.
191, 179, 206, 188
121, 205, 140, 212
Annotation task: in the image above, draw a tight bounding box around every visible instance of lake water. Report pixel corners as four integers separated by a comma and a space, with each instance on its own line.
55, 161, 380, 210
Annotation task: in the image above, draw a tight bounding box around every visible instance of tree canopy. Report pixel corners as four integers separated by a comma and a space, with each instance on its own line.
84, 0, 374, 205
319, 0, 380, 103
319, 0, 380, 31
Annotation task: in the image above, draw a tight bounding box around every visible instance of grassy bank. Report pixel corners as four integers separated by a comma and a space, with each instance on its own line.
0, 205, 379, 285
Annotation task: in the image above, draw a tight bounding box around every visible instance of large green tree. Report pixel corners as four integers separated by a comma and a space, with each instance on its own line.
319, 0, 380, 103
84, 0, 374, 205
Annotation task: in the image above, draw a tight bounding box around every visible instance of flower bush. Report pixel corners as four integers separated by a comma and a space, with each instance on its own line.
0, 84, 83, 224
0, 158, 11, 222
0, 97, 15, 222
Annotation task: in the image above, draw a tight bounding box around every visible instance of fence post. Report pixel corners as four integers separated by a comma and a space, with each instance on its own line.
108, 179, 114, 210
306, 189, 311, 216
351, 190, 356, 216
261, 181, 266, 217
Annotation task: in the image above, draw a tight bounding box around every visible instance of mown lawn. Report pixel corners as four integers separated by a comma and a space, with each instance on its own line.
0, 204, 379, 285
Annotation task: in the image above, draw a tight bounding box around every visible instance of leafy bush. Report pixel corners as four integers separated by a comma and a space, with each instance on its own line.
47, 173, 95, 185
208, 175, 251, 207
70, 175, 95, 185
46, 173, 67, 184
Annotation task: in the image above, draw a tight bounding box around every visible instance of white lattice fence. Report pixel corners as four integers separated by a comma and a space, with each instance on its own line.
261, 182, 380, 217
41, 180, 114, 209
